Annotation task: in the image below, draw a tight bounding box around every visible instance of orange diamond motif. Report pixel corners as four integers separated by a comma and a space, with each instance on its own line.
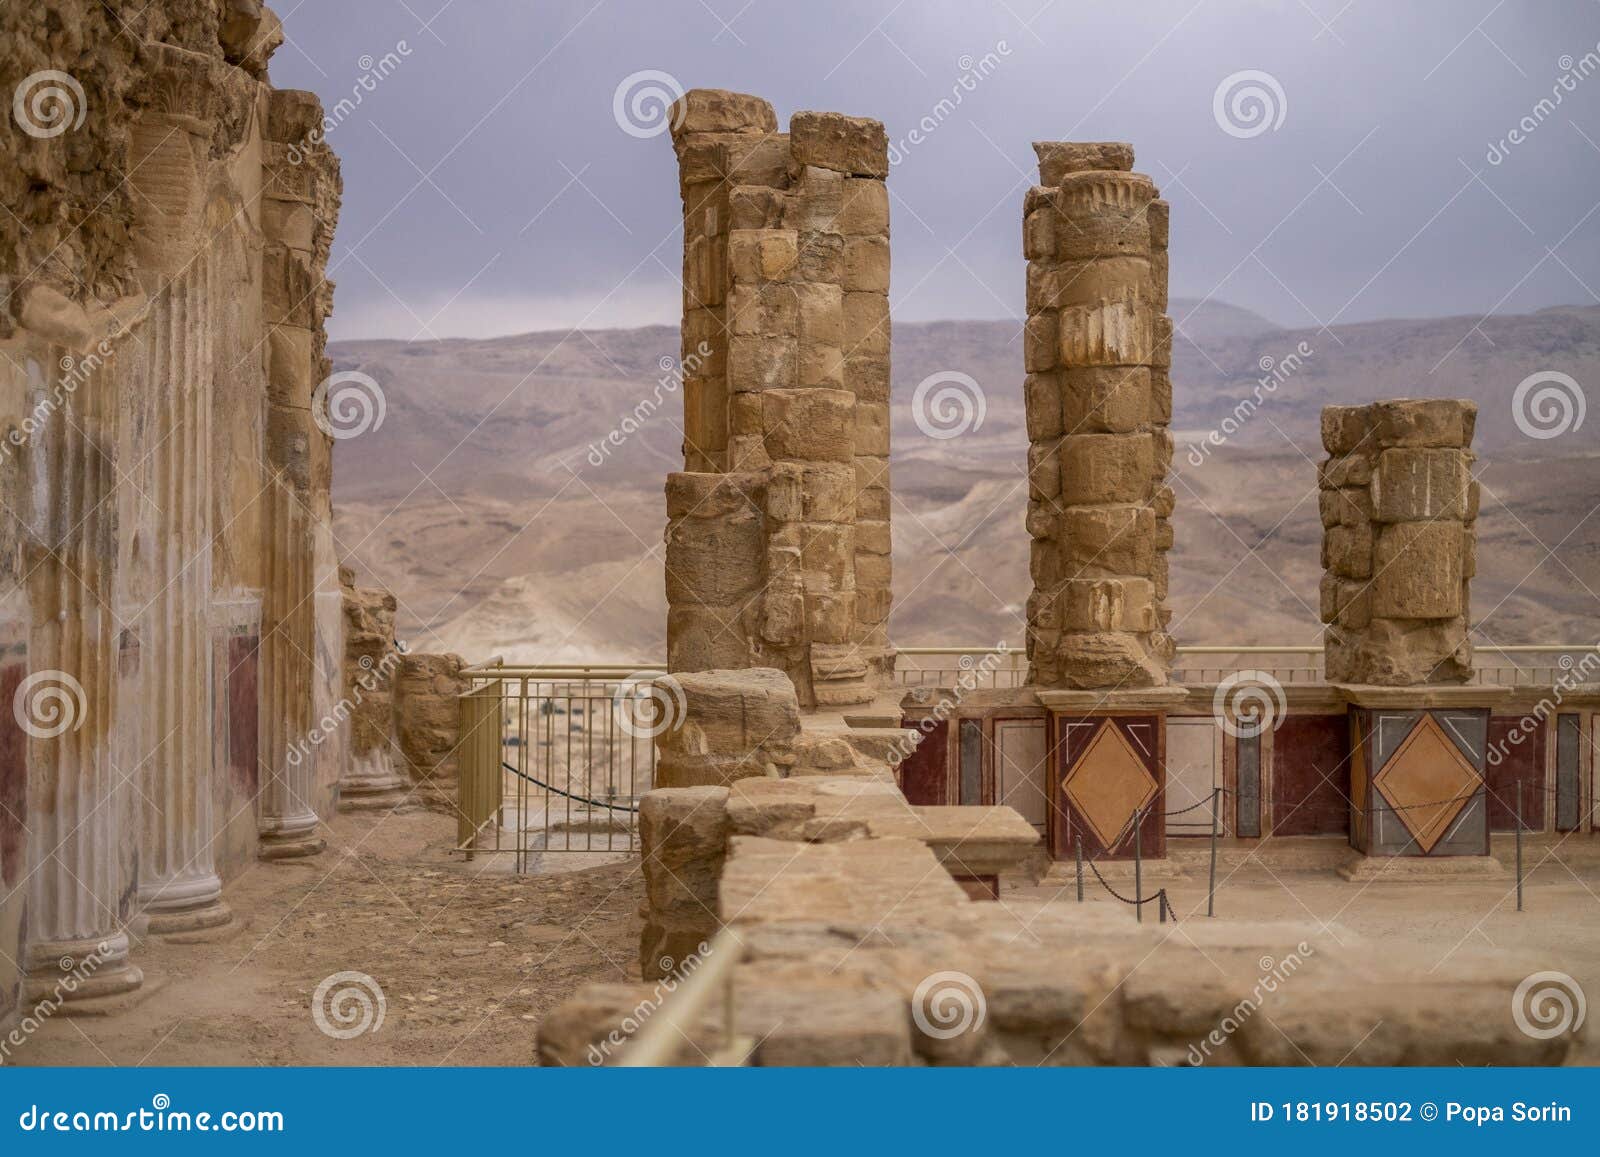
1373, 714, 1482, 853
1061, 721, 1159, 848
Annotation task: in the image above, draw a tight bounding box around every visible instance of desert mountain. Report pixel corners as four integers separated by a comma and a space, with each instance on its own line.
330, 301, 1600, 662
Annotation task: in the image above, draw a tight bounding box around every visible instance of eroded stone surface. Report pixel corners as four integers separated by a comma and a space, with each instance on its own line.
1320, 400, 1478, 685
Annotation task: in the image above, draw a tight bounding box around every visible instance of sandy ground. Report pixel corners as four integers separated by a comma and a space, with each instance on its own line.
9, 817, 1598, 1066
10, 809, 643, 1067
1010, 836, 1600, 1064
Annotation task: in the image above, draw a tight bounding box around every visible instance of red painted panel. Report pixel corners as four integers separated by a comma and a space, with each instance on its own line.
1271, 714, 1350, 836
1485, 715, 1545, 832
228, 634, 260, 795
0, 664, 25, 886
898, 718, 948, 806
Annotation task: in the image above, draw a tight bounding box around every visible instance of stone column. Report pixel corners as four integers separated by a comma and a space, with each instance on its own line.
338, 567, 406, 809
1320, 400, 1478, 685
1022, 143, 1180, 861
1023, 142, 1174, 690
1319, 400, 1499, 866
123, 80, 232, 932
22, 343, 143, 1004
255, 89, 334, 860
664, 91, 892, 710
134, 266, 232, 931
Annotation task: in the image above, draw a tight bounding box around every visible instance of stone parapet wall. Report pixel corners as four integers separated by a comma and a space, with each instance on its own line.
551, 785, 1583, 1067
664, 90, 892, 710
1319, 400, 1479, 685
1022, 143, 1175, 690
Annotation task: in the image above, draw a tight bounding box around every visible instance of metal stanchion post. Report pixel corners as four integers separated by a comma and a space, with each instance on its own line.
1208, 786, 1220, 918
1516, 779, 1524, 913
1134, 807, 1143, 924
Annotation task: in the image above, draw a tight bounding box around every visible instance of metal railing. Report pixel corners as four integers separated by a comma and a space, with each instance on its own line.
453, 646, 1594, 867
457, 662, 660, 869
896, 644, 1597, 689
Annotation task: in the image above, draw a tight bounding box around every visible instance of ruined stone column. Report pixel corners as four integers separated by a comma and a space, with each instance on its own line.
1320, 401, 1498, 866
664, 90, 892, 710
22, 344, 143, 1004
338, 567, 406, 809
255, 89, 336, 859
123, 70, 232, 932
1022, 143, 1180, 861
1320, 400, 1478, 686
1023, 142, 1174, 690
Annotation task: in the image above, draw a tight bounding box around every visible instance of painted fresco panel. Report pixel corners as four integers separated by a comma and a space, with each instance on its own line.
1485, 715, 1545, 832
899, 718, 948, 806
1271, 714, 1350, 836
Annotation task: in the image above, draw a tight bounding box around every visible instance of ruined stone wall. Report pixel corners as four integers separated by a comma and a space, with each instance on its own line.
1319, 401, 1479, 685
665, 90, 892, 710
0, 0, 341, 1023
393, 652, 471, 810
1022, 143, 1175, 690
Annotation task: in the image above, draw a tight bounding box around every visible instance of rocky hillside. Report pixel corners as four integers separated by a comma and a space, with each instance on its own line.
330, 302, 1600, 661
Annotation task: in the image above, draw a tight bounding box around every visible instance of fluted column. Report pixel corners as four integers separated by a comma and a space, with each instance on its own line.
23, 346, 143, 1004
256, 90, 334, 859
135, 262, 232, 931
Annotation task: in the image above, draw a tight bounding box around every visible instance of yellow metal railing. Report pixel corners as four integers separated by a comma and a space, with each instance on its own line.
456, 664, 658, 869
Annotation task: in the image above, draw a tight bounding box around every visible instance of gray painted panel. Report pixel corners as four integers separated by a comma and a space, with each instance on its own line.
1237, 734, 1261, 838
1557, 714, 1580, 832
959, 719, 983, 806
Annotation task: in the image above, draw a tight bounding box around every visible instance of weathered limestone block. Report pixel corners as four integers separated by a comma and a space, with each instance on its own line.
1319, 400, 1477, 685
655, 668, 801, 788
639, 786, 730, 980
393, 652, 470, 807
790, 111, 890, 177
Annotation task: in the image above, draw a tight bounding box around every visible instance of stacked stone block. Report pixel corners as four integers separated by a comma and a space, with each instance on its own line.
1319, 400, 1479, 685
665, 90, 892, 709
1022, 143, 1175, 689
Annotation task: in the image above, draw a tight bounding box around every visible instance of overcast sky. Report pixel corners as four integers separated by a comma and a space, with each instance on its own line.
271, 0, 1600, 341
